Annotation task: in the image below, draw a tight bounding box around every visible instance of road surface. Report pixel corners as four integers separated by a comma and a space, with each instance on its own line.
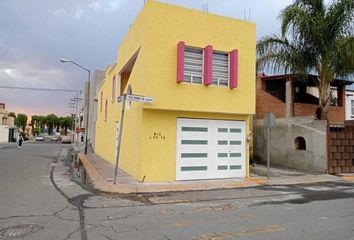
0, 141, 353, 239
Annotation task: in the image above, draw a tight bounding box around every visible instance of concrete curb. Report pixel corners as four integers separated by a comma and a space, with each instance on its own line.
77, 153, 265, 194
78, 153, 137, 194
77, 153, 351, 194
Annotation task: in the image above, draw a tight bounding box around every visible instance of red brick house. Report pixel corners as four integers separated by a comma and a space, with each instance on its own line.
256, 74, 352, 123
254, 74, 354, 174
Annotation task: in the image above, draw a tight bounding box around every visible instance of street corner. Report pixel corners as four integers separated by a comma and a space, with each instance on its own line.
245, 177, 267, 185
337, 174, 354, 182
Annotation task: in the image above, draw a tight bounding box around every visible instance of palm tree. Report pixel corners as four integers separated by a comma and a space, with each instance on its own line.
257, 0, 354, 119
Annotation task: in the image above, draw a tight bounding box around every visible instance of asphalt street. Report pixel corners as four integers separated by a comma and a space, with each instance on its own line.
0, 141, 353, 240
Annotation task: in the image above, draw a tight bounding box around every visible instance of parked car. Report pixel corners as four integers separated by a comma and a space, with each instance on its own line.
61, 135, 72, 144
51, 136, 62, 142
35, 135, 44, 141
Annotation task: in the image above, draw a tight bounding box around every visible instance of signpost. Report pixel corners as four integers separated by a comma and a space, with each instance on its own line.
114, 94, 154, 184
264, 112, 275, 180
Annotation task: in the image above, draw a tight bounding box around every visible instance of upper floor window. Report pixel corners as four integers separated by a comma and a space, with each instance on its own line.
177, 41, 238, 89
100, 91, 103, 112
104, 99, 108, 121
112, 76, 116, 101
183, 47, 203, 84
351, 100, 354, 115
212, 51, 229, 86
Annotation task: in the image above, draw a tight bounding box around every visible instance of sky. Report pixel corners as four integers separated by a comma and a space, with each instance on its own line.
0, 0, 297, 117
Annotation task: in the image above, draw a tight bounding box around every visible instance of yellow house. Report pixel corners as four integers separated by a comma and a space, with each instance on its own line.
95, 1, 256, 182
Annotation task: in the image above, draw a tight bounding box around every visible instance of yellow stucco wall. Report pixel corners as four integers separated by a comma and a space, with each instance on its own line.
141, 109, 251, 182
143, 1, 256, 114
95, 5, 150, 179
95, 1, 256, 182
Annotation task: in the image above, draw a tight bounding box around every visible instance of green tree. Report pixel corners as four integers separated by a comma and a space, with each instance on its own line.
8, 112, 16, 126
8, 112, 16, 119
32, 128, 40, 136
37, 116, 45, 130
44, 114, 58, 135
15, 114, 28, 133
31, 115, 37, 135
59, 116, 73, 136
257, 0, 354, 119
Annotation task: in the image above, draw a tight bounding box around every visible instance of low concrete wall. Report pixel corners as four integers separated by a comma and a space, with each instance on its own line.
0, 125, 9, 143
254, 117, 328, 173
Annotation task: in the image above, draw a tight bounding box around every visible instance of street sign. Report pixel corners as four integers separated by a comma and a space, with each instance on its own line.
117, 96, 124, 103
114, 93, 153, 184
117, 94, 153, 104
264, 112, 276, 128
126, 94, 154, 103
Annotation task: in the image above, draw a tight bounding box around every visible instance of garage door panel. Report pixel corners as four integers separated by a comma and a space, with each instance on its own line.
176, 118, 246, 181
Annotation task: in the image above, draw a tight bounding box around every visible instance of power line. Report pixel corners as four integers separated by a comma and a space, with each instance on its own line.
0, 85, 79, 92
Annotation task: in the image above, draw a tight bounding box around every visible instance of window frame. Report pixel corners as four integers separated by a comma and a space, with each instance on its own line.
211, 50, 230, 87
182, 46, 204, 85
351, 99, 354, 115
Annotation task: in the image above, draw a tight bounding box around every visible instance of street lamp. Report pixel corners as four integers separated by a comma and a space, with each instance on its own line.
69, 95, 82, 146
60, 58, 91, 154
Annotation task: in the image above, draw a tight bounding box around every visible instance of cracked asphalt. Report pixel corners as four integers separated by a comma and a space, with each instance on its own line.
1, 142, 354, 240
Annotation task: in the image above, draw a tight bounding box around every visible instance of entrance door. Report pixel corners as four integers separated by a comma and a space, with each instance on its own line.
176, 118, 246, 180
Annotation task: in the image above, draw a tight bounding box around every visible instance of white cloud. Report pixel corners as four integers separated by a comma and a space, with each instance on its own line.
89, 1, 102, 12
75, 7, 85, 19
0, 68, 15, 77
53, 0, 126, 19
53, 8, 67, 17
107, 0, 123, 11
89, 0, 125, 13
0, 60, 69, 89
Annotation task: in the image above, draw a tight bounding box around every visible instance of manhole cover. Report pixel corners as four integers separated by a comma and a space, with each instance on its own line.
0, 224, 43, 239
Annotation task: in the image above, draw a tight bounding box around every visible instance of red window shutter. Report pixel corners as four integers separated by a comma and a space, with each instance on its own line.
229, 49, 238, 89
203, 45, 213, 86
177, 41, 185, 83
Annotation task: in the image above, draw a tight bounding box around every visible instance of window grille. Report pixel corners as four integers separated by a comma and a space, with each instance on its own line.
183, 47, 203, 84
212, 51, 229, 86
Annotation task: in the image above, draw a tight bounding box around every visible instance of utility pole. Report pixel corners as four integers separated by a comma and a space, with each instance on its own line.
60, 58, 90, 154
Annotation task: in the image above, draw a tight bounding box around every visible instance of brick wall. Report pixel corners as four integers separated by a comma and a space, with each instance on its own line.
328, 106, 345, 123
294, 103, 345, 123
294, 103, 316, 117
328, 125, 354, 174
256, 87, 286, 119
256, 79, 345, 122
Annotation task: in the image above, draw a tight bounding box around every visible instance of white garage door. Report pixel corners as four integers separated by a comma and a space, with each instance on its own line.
176, 118, 246, 181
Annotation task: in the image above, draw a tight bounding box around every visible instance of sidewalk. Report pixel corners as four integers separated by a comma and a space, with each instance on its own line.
77, 152, 351, 194
250, 163, 343, 185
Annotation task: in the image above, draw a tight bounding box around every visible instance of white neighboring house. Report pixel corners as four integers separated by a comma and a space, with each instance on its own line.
307, 87, 354, 121
0, 103, 17, 143
0, 125, 9, 143
81, 70, 104, 151
345, 90, 354, 120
